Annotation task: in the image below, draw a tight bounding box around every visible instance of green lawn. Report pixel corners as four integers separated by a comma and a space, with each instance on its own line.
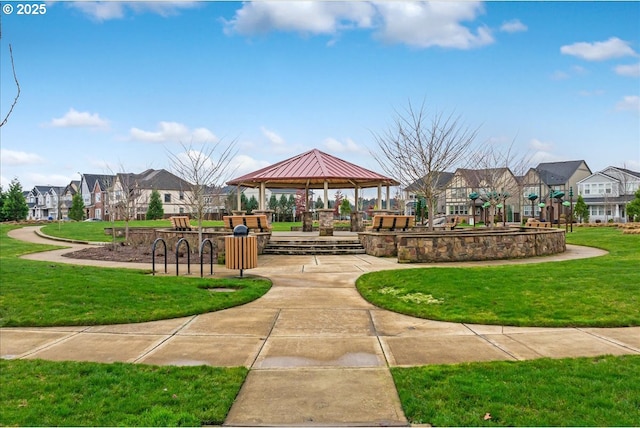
40, 219, 303, 241
0, 359, 246, 426
357, 227, 640, 327
392, 355, 640, 426
0, 224, 271, 327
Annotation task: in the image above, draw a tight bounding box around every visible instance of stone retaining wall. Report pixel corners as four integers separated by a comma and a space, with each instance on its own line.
358, 227, 566, 263
127, 228, 271, 262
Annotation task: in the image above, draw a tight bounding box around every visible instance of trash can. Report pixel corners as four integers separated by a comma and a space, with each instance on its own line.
225, 225, 258, 277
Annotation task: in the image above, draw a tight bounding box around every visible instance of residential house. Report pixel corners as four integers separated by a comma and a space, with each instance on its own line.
59, 180, 80, 219
25, 186, 65, 220
449, 168, 520, 224
402, 172, 455, 217
520, 160, 591, 223
577, 166, 640, 222
79, 174, 114, 220
111, 169, 195, 220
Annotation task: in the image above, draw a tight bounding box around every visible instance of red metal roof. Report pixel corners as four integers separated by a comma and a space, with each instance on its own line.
227, 149, 399, 189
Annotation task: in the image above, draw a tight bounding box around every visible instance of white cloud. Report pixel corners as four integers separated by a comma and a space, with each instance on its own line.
129, 121, 218, 143
67, 1, 199, 21
225, 1, 493, 50
560, 37, 637, 61
373, 1, 493, 49
261, 126, 286, 145
323, 137, 367, 155
529, 138, 554, 152
0, 149, 45, 166
49, 108, 109, 129
224, 1, 375, 36
615, 95, 640, 113
229, 154, 270, 178
500, 19, 527, 33
615, 62, 640, 77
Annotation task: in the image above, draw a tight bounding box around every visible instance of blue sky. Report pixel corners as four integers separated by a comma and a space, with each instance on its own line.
1, 1, 639, 193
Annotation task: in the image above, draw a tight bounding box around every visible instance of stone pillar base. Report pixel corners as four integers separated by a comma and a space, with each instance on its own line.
253, 210, 274, 228
302, 211, 313, 232
371, 210, 392, 217
231, 210, 246, 216
351, 211, 364, 232
317, 209, 334, 236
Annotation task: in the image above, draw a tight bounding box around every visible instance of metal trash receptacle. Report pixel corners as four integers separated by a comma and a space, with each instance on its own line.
225, 225, 257, 276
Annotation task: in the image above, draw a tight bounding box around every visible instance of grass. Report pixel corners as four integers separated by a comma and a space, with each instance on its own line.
356, 227, 640, 327
0, 224, 271, 327
0, 359, 247, 426
40, 219, 303, 241
392, 355, 640, 426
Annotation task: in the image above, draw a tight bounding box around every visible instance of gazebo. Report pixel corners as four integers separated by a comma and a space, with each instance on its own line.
226, 149, 399, 235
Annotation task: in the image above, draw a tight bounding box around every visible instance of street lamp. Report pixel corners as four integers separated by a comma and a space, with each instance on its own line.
538, 202, 546, 222
528, 193, 538, 222
569, 186, 574, 232
552, 190, 565, 228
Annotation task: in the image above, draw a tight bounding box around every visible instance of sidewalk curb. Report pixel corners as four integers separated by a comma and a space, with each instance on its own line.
34, 227, 109, 246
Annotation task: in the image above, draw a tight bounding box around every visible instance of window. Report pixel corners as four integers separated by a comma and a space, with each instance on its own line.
164, 193, 171, 203
179, 207, 184, 214
448, 205, 468, 215
179, 191, 184, 200
95, 192, 101, 202
450, 188, 466, 199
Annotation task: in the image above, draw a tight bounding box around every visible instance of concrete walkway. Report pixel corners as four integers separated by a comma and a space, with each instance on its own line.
2, 227, 639, 426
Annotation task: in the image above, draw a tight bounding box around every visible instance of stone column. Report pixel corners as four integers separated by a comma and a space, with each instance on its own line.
317, 209, 334, 236
350, 211, 363, 232
302, 211, 313, 232
371, 209, 392, 217
253, 210, 274, 228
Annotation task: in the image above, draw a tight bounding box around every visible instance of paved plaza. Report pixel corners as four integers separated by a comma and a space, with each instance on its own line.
2, 227, 639, 426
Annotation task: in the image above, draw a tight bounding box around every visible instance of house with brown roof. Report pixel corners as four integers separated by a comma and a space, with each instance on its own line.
110, 169, 195, 220
448, 167, 520, 224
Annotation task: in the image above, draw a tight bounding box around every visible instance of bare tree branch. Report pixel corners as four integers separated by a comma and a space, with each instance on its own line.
371, 100, 479, 230
0, 44, 21, 128
167, 139, 238, 252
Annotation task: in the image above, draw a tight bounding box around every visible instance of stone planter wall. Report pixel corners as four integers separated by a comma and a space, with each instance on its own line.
358, 232, 399, 257
128, 228, 271, 261
358, 228, 565, 263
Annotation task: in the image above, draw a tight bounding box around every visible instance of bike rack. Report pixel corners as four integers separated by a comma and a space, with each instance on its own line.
175, 238, 191, 276
200, 238, 214, 278
151, 238, 167, 275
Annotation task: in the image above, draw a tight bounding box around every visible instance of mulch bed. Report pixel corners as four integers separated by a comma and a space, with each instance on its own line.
63, 244, 204, 264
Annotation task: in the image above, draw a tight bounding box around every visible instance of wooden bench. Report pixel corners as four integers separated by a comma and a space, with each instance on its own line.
526, 218, 551, 228
169, 216, 192, 231
223, 215, 270, 232
370, 215, 415, 231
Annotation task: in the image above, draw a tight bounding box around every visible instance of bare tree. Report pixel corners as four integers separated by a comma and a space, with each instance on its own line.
168, 140, 238, 252
112, 170, 141, 241
372, 100, 479, 230
468, 141, 532, 227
